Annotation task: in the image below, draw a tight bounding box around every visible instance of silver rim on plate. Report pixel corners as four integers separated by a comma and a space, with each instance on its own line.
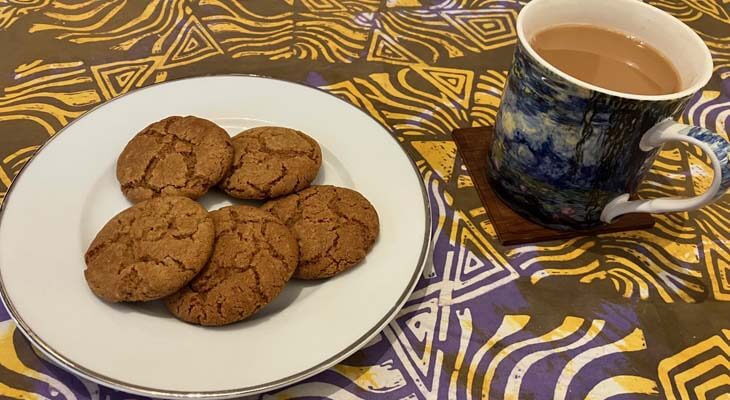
0, 75, 432, 399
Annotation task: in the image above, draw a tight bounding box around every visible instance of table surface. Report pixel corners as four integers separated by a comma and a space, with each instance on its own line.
1, 1, 729, 399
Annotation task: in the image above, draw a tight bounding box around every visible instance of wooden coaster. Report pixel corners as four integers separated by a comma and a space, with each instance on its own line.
453, 126, 655, 246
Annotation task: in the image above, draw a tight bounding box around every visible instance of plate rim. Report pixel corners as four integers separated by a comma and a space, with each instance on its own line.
0, 74, 432, 399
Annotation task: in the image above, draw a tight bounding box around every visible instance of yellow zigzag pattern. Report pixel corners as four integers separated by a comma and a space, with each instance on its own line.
684, 0, 730, 23
0, 0, 49, 30
446, 312, 656, 399
0, 145, 38, 186
372, 8, 517, 64
28, 0, 188, 51
202, 1, 371, 63
322, 66, 476, 137
509, 228, 706, 303
698, 201, 730, 301
375, 10, 483, 63
2, 59, 101, 135
428, 0, 525, 9
0, 321, 78, 400
647, 0, 704, 22
471, 70, 506, 127
294, 12, 371, 63
0, 59, 101, 204
659, 329, 730, 399
202, 0, 293, 60
301, 0, 380, 13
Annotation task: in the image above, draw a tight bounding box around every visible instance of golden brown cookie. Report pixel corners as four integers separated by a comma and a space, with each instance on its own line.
165, 205, 299, 326
218, 126, 322, 199
262, 185, 379, 279
117, 116, 234, 203
84, 196, 215, 302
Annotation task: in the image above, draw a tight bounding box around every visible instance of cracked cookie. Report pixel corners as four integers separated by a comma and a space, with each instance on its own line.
262, 185, 379, 279
117, 116, 234, 203
218, 126, 322, 200
84, 196, 215, 302
165, 205, 299, 326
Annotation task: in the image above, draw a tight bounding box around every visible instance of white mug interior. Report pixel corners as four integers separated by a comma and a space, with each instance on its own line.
516, 0, 713, 101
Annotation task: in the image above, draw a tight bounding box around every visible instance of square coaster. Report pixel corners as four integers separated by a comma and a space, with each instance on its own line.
453, 126, 655, 246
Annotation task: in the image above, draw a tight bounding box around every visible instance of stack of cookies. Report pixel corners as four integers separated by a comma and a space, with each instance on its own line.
84, 116, 379, 326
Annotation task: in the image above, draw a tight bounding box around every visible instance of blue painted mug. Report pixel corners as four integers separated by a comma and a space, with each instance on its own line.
488, 0, 730, 230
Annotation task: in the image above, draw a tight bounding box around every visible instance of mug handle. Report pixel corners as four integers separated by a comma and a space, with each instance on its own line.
601, 118, 730, 223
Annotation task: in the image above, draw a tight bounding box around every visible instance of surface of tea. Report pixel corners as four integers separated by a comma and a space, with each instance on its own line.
531, 24, 681, 96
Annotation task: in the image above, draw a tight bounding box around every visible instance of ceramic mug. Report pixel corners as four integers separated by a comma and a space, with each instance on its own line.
488, 0, 730, 230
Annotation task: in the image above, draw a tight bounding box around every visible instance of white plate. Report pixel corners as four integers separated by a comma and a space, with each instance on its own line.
0, 76, 429, 398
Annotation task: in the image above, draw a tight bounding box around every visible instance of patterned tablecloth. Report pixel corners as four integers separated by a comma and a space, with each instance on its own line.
1, 0, 729, 399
